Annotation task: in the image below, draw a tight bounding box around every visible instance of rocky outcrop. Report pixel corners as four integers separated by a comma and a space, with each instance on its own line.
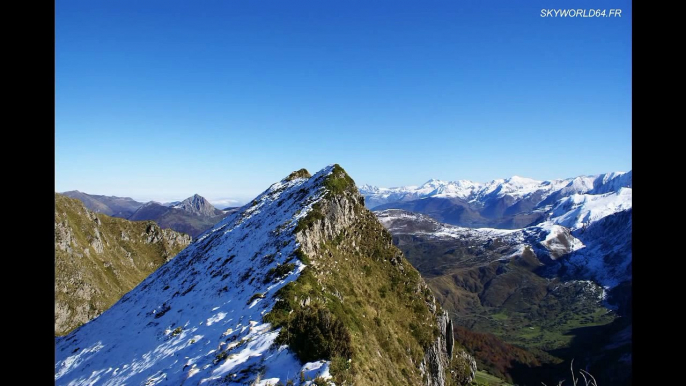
54, 193, 191, 335
452, 350, 478, 385
419, 309, 476, 386
296, 191, 359, 258
420, 310, 453, 386
292, 166, 476, 385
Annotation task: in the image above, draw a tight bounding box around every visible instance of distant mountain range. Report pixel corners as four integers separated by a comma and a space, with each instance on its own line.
61, 190, 145, 218
373, 169, 632, 385
61, 191, 234, 237
360, 171, 632, 229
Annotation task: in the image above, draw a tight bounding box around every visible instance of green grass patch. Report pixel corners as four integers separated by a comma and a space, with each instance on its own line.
286, 169, 311, 181
264, 262, 296, 284
491, 313, 509, 321
473, 371, 512, 386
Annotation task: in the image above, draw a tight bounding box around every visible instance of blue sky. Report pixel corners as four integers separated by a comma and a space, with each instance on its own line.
55, 0, 631, 206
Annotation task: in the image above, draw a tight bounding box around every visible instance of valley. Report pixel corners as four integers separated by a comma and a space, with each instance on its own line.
369, 170, 632, 385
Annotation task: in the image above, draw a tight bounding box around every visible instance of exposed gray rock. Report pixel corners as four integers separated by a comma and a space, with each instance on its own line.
173, 194, 223, 217
55, 221, 74, 252
419, 310, 461, 386
419, 310, 476, 386
91, 237, 104, 254
296, 193, 358, 258
293, 175, 468, 385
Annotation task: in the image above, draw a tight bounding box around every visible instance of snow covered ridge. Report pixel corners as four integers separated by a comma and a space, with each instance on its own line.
376, 209, 583, 261
548, 187, 632, 231
55, 166, 339, 386
376, 204, 632, 289
360, 171, 631, 207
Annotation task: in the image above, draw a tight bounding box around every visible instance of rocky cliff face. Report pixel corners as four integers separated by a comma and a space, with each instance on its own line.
54, 193, 191, 336
292, 166, 476, 385
420, 310, 477, 386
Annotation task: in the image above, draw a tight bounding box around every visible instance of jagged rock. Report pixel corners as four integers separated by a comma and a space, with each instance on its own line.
90, 237, 104, 254
293, 166, 469, 385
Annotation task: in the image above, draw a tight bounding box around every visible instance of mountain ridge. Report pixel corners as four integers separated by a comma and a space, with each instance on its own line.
361, 171, 631, 208
363, 171, 631, 230
62, 190, 145, 218
61, 191, 230, 237
55, 164, 476, 386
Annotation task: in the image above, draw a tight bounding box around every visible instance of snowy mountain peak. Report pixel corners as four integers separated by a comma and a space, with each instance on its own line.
55, 167, 337, 385
505, 175, 538, 184
420, 178, 445, 187
55, 164, 463, 386
363, 171, 632, 212
358, 183, 380, 194
549, 187, 632, 230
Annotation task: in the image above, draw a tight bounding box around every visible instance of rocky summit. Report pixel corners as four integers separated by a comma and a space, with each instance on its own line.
172, 194, 225, 217
54, 165, 476, 386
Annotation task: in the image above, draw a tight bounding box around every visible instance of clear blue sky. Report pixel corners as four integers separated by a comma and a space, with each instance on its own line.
55, 0, 632, 206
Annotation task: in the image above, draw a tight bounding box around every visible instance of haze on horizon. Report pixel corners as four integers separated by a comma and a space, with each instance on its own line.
56, 0, 632, 205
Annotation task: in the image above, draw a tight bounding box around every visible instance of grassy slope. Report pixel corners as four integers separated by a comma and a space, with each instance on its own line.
473, 371, 512, 386
55, 193, 191, 336
264, 165, 473, 385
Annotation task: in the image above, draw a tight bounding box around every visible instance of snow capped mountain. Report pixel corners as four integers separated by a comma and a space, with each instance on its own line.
55, 165, 469, 386
361, 171, 632, 210
376, 209, 583, 262
375, 181, 632, 289
362, 171, 632, 231
548, 188, 632, 230
55, 167, 336, 386
474, 175, 549, 201
374, 195, 632, 385
590, 171, 632, 195
563, 208, 632, 288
